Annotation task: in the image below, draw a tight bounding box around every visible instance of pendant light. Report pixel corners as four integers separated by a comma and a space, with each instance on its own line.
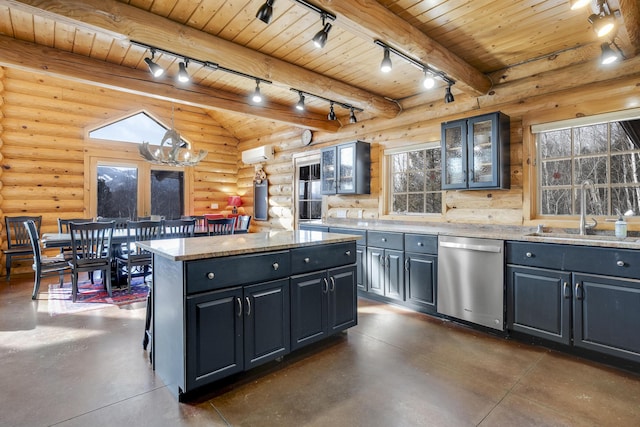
423, 71, 435, 89
313, 14, 333, 49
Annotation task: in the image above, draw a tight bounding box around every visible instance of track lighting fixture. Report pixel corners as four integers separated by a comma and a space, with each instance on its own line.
328, 102, 337, 120
252, 80, 263, 103
380, 48, 392, 73
349, 107, 357, 124
569, 0, 590, 10
296, 92, 306, 111
144, 49, 165, 78
588, 0, 616, 37
423, 71, 435, 89
444, 83, 454, 103
256, 0, 275, 24
177, 59, 190, 83
600, 41, 626, 65
313, 17, 332, 49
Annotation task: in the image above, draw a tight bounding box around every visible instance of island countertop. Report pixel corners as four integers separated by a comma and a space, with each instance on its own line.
136, 230, 361, 261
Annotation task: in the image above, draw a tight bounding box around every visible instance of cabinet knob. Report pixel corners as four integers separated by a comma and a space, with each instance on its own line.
272, 262, 279, 270
345, 250, 351, 256
304, 257, 310, 263
617, 260, 625, 267
418, 242, 424, 247
381, 237, 387, 242
207, 272, 215, 280
526, 252, 533, 258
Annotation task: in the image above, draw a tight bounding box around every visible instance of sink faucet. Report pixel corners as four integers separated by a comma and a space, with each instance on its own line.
579, 179, 598, 235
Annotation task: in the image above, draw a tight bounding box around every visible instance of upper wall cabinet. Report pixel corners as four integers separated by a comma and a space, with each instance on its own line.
321, 141, 371, 195
441, 112, 510, 190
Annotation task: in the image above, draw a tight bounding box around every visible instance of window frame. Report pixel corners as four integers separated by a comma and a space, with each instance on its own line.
382, 141, 443, 217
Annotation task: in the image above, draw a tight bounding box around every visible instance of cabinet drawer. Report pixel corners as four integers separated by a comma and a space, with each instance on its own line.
186, 250, 290, 294
290, 242, 356, 274
299, 224, 329, 232
507, 241, 640, 279
329, 227, 367, 245
404, 234, 437, 254
367, 231, 403, 250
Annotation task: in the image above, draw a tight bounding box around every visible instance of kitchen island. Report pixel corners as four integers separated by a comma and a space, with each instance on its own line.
137, 231, 359, 400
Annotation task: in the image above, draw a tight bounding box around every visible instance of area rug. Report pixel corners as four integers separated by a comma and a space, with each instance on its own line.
47, 277, 148, 316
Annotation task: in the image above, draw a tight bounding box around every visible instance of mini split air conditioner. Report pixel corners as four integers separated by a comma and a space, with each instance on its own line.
242, 145, 274, 164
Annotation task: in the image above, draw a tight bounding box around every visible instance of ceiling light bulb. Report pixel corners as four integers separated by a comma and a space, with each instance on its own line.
589, 13, 615, 37
423, 72, 435, 89
144, 55, 164, 78
313, 23, 332, 48
349, 107, 357, 124
328, 103, 337, 120
296, 93, 305, 111
252, 81, 262, 103
444, 84, 454, 103
256, 0, 275, 24
380, 48, 392, 73
600, 42, 619, 64
569, 0, 590, 10
177, 61, 190, 83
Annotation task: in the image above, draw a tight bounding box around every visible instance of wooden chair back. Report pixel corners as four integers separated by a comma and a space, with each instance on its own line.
207, 218, 236, 236
162, 218, 195, 239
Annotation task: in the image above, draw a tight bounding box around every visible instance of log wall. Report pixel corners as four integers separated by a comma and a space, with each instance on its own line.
0, 67, 239, 277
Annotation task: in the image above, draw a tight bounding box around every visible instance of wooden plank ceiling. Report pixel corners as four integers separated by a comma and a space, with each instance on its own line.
0, 0, 638, 141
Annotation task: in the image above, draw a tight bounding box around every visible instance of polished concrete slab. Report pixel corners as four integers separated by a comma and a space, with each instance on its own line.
1, 274, 639, 426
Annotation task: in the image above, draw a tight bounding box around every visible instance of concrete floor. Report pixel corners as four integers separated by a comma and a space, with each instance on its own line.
1, 273, 639, 427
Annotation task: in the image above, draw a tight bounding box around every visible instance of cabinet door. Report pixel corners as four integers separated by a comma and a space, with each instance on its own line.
186, 287, 243, 390
384, 249, 405, 301
327, 265, 357, 334
405, 253, 437, 313
441, 119, 467, 190
506, 266, 571, 345
320, 147, 337, 194
290, 271, 328, 350
367, 247, 385, 296
337, 143, 356, 193
467, 114, 498, 188
356, 245, 367, 292
243, 279, 290, 370
574, 274, 640, 362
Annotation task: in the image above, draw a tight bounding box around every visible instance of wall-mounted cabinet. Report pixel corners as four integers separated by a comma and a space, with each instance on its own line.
441, 112, 510, 190
321, 141, 370, 195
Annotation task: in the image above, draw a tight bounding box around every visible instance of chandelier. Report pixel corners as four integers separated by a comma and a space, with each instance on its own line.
139, 108, 207, 166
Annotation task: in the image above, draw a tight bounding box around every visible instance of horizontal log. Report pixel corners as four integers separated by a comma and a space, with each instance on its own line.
2, 186, 84, 200
445, 190, 523, 210
1, 172, 83, 187
1, 158, 85, 174
444, 208, 523, 225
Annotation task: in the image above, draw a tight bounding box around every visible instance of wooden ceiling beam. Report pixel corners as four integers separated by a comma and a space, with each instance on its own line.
314, 0, 493, 96
5, 0, 400, 119
0, 35, 341, 132
618, 0, 640, 56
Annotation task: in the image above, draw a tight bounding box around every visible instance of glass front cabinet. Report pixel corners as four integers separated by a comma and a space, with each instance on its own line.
321, 141, 371, 195
441, 112, 510, 190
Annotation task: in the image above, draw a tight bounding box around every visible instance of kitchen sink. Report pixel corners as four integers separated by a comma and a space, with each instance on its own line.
524, 232, 640, 244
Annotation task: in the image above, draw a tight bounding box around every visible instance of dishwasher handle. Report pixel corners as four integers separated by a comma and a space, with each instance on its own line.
439, 241, 502, 253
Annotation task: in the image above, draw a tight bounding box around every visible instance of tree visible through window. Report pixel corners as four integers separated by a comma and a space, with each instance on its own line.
389, 145, 442, 214
538, 121, 640, 216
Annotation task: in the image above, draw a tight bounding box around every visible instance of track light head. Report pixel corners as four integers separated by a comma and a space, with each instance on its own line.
380, 48, 392, 73
144, 50, 164, 78
569, 0, 590, 10
423, 71, 435, 89
328, 102, 337, 121
252, 81, 263, 103
177, 60, 190, 83
313, 22, 332, 48
296, 93, 306, 111
600, 42, 619, 64
256, 0, 275, 24
589, 12, 615, 37
444, 84, 454, 103
349, 107, 357, 124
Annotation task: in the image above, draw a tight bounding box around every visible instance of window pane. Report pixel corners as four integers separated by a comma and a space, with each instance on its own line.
407, 194, 424, 213
407, 150, 425, 170
425, 193, 442, 213
539, 129, 571, 158
151, 170, 184, 219
574, 187, 607, 216
392, 152, 407, 173
426, 170, 441, 191
573, 156, 608, 185
389, 146, 442, 215
611, 122, 635, 152
97, 166, 138, 218
298, 162, 322, 221
574, 124, 608, 155
393, 173, 407, 193
611, 153, 640, 184
541, 189, 571, 215
612, 187, 640, 215
407, 171, 425, 192
393, 194, 407, 213
540, 160, 572, 186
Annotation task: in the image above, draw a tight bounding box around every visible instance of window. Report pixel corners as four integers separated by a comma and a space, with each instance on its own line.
387, 143, 442, 214
298, 163, 322, 222
536, 113, 640, 216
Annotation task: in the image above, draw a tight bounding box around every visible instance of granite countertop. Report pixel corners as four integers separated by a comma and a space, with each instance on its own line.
136, 230, 360, 261
312, 219, 640, 250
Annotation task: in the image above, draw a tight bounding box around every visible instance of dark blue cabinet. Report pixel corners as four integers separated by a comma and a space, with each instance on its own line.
405, 253, 437, 314
321, 141, 371, 195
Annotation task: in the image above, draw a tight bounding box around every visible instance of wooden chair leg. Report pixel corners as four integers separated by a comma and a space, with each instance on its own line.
6, 257, 11, 281
71, 271, 78, 303
32, 274, 42, 300
105, 267, 112, 298
143, 290, 151, 349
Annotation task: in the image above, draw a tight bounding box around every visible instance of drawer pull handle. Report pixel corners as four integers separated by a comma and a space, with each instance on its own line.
304, 257, 310, 263
323, 278, 329, 293
526, 252, 533, 258
563, 282, 570, 299
273, 262, 279, 270
245, 297, 251, 316
236, 297, 242, 317
345, 250, 351, 256
382, 237, 387, 242
405, 259, 410, 271
329, 277, 336, 292
207, 272, 215, 280
617, 260, 625, 267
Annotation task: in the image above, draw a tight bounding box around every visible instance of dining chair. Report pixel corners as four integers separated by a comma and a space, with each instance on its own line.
116, 220, 162, 292
236, 215, 252, 234
207, 217, 236, 236
68, 221, 115, 303
57, 217, 95, 262
96, 217, 129, 230
4, 215, 42, 281
24, 220, 71, 300
162, 218, 196, 239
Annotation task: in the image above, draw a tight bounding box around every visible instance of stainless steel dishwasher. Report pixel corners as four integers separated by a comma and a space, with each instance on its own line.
437, 235, 504, 331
